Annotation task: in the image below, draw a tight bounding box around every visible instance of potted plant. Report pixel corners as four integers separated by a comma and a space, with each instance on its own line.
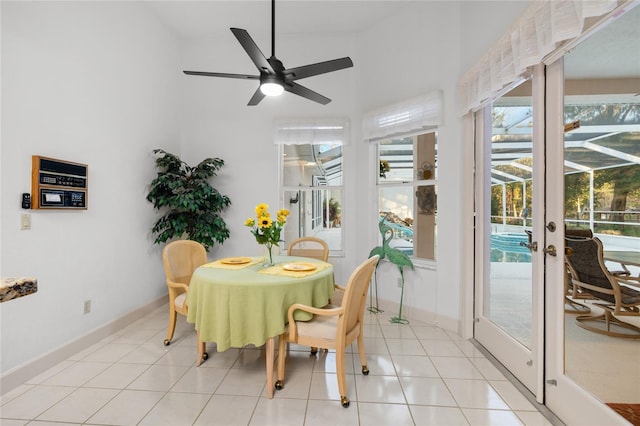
146, 149, 231, 251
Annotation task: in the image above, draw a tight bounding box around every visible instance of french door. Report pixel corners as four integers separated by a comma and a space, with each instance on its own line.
543, 44, 637, 426
474, 5, 638, 420
473, 72, 543, 397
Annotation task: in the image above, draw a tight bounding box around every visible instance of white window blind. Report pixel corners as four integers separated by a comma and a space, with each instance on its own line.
458, 0, 619, 114
362, 90, 443, 142
273, 118, 350, 145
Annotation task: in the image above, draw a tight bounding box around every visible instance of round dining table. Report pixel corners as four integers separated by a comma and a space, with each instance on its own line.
186, 255, 335, 397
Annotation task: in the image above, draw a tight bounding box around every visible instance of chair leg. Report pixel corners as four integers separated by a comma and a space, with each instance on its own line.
164, 309, 177, 346
356, 333, 369, 375
275, 334, 287, 390
576, 310, 640, 339
336, 349, 349, 407
564, 296, 591, 314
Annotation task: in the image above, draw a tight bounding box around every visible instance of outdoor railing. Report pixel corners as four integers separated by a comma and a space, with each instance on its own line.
491, 213, 640, 238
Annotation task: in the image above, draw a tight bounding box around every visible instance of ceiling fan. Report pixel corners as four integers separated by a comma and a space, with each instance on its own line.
183, 0, 353, 106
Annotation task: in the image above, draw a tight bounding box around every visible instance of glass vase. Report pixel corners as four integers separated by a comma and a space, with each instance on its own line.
263, 244, 275, 267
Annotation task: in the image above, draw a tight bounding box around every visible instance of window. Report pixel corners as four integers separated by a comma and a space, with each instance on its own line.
377, 133, 437, 260
363, 91, 442, 261
277, 119, 347, 255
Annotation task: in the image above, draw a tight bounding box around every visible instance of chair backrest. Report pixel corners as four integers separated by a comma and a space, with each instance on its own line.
339, 255, 380, 334
565, 237, 615, 303
287, 237, 329, 262
565, 227, 593, 238
162, 240, 208, 286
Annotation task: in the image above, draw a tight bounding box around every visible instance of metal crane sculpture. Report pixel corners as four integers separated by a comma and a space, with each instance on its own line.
369, 215, 415, 323
368, 220, 391, 313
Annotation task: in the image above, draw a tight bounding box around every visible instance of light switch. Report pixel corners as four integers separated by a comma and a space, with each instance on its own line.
20, 213, 31, 230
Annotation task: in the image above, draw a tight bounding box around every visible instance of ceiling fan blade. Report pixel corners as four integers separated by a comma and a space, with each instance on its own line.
247, 87, 266, 106
183, 71, 260, 80
285, 82, 331, 105
230, 28, 274, 74
286, 57, 353, 81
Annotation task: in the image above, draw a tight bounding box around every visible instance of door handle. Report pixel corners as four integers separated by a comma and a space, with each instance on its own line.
543, 245, 557, 256
519, 241, 538, 252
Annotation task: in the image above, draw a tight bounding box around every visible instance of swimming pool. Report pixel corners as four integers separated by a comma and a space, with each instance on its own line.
491, 232, 532, 262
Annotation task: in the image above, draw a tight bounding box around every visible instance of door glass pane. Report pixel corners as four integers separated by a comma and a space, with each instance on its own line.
283, 189, 342, 252
563, 5, 640, 407
282, 143, 342, 186
282, 142, 343, 253
486, 81, 533, 349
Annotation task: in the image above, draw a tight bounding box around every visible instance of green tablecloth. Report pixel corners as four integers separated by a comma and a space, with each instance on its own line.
186, 255, 334, 351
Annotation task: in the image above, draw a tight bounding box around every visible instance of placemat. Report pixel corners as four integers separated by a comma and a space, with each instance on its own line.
259, 262, 330, 278
202, 257, 263, 270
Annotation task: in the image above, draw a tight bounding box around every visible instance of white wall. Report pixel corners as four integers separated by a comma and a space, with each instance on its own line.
0, 0, 532, 384
0, 2, 180, 376
459, 0, 531, 73
356, 2, 464, 329
353, 1, 531, 331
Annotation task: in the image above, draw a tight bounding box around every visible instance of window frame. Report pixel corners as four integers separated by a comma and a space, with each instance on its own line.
375, 131, 438, 262
279, 142, 345, 258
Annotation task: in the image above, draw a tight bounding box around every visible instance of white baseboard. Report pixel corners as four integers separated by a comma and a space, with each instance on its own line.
0, 295, 167, 396
370, 297, 460, 335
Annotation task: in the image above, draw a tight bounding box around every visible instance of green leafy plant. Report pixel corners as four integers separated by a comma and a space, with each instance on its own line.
379, 160, 391, 178
146, 149, 231, 251
322, 197, 341, 227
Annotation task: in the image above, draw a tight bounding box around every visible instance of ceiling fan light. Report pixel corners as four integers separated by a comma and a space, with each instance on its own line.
260, 81, 284, 97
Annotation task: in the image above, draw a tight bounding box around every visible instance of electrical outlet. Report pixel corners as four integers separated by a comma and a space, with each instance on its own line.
83, 300, 91, 314
397, 277, 402, 288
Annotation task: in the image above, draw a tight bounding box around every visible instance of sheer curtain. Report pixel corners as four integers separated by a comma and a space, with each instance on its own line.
273, 118, 350, 145
362, 90, 443, 142
458, 0, 619, 113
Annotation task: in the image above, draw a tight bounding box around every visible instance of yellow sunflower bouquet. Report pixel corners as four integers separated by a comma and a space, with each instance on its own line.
245, 203, 289, 265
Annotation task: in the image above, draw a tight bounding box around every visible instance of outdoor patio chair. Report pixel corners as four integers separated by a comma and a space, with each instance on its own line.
563, 228, 594, 313
564, 236, 640, 338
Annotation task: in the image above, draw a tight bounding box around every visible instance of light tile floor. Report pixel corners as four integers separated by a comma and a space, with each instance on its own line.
0, 304, 556, 425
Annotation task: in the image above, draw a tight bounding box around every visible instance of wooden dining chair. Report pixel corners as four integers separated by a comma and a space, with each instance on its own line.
275, 255, 380, 407
287, 236, 329, 261
161, 240, 207, 346
288, 235, 345, 303
287, 236, 346, 351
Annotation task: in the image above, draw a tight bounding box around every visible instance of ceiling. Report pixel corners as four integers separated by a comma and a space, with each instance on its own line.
145, 1, 639, 80
143, 1, 411, 40
147, 1, 638, 180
